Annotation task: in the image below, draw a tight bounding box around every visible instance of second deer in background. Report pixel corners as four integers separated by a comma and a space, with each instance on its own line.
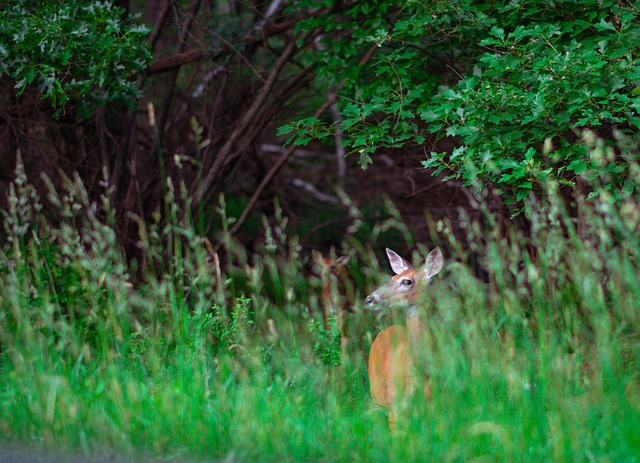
312, 249, 351, 332
365, 247, 443, 431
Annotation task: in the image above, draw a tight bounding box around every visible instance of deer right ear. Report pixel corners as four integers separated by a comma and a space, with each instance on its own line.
423, 247, 443, 279
386, 248, 412, 275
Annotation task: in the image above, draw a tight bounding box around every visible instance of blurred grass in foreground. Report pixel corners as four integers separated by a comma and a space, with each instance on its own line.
1, 141, 639, 462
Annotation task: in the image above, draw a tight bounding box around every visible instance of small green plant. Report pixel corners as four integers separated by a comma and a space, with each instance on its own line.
205, 296, 254, 357
309, 315, 343, 367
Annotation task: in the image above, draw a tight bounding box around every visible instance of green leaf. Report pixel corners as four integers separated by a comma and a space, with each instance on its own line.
276, 124, 294, 136
490, 26, 505, 41
567, 159, 588, 174
621, 178, 634, 197
594, 19, 616, 31
515, 186, 532, 201
358, 152, 373, 170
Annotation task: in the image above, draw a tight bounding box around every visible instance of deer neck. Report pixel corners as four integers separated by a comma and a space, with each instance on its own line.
405, 305, 424, 346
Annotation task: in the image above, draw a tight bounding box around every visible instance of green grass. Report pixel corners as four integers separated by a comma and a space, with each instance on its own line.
1, 157, 639, 462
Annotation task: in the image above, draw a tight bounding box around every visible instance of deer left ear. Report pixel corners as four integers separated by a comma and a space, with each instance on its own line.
423, 247, 443, 280
386, 248, 412, 275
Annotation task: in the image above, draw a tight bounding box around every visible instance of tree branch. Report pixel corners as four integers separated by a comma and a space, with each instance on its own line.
145, 4, 340, 76
147, 50, 206, 75
215, 96, 336, 251
195, 40, 298, 207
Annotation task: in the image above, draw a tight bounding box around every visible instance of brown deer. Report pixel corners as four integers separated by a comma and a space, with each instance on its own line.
365, 247, 443, 431
312, 249, 351, 331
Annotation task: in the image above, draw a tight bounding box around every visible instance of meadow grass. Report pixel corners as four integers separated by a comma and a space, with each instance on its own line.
0, 155, 639, 462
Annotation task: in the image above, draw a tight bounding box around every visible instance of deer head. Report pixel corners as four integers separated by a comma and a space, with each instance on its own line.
365, 247, 443, 310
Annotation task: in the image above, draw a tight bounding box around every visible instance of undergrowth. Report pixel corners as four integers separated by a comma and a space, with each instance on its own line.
0, 145, 639, 462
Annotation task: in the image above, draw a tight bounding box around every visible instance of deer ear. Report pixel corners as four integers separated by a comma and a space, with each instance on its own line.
423, 247, 443, 280
312, 249, 323, 264
386, 248, 412, 275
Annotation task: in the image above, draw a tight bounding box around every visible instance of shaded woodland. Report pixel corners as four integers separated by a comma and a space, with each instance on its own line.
0, 1, 486, 268
1, 0, 639, 268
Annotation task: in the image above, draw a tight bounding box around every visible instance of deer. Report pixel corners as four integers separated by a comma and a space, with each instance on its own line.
365, 246, 443, 431
312, 249, 353, 361
312, 249, 352, 332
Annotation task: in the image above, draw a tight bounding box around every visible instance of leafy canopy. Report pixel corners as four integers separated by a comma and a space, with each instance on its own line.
281, 0, 640, 204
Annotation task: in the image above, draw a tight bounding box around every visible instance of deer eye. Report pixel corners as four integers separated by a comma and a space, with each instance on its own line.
401, 279, 413, 287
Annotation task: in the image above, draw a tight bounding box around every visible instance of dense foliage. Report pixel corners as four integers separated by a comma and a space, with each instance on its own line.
3, 0, 636, 250
0, 0, 151, 117
282, 0, 640, 204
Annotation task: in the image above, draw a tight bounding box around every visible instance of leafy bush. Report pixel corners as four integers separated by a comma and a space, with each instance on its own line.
422, 1, 640, 203
0, 0, 151, 117
309, 315, 342, 367
283, 0, 640, 204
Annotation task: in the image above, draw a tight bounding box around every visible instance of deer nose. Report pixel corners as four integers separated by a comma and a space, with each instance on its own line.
365, 294, 386, 309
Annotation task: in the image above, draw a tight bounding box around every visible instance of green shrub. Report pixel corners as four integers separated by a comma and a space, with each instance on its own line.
422, 1, 640, 203
0, 0, 151, 117
282, 0, 640, 204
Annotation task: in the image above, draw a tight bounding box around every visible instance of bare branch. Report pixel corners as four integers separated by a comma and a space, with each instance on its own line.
145, 4, 339, 76
147, 0, 174, 49
215, 96, 336, 250
195, 40, 298, 206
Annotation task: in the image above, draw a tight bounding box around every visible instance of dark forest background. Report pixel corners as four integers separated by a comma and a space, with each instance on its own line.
4, 0, 638, 270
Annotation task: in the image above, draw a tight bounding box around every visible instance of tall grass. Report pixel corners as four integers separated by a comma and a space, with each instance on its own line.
0, 142, 639, 462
